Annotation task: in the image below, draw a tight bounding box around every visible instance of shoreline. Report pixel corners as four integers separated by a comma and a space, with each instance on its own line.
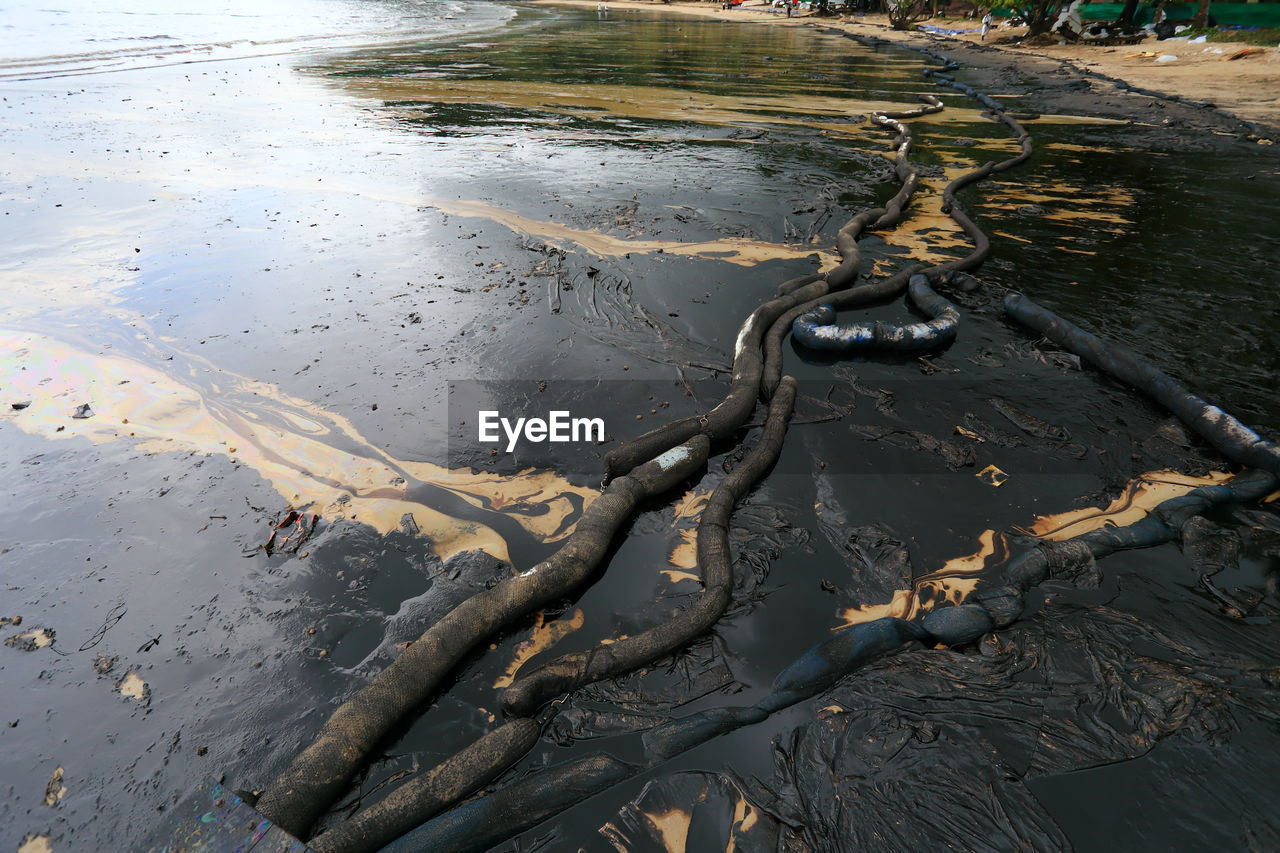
536, 0, 1280, 138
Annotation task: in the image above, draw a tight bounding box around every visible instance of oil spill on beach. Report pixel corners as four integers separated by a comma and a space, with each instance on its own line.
2, 3, 1279, 850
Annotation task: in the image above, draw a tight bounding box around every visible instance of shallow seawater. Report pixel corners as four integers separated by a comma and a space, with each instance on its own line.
1, 3, 1278, 851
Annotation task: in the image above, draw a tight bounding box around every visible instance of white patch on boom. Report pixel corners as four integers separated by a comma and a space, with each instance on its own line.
653, 445, 691, 470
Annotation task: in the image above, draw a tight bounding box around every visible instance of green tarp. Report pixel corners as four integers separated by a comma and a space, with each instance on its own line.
1077, 2, 1280, 27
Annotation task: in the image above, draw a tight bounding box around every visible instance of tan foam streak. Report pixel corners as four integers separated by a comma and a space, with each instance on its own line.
1014, 469, 1232, 540
420, 194, 837, 268
874, 163, 973, 265
493, 608, 585, 688
838, 528, 997, 628
1, 329, 596, 561
662, 488, 710, 576
327, 76, 912, 135
837, 470, 1232, 629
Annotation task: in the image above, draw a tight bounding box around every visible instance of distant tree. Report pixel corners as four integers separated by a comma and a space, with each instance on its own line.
887, 0, 932, 28
986, 0, 1062, 35
1117, 0, 1141, 26
1191, 0, 1210, 27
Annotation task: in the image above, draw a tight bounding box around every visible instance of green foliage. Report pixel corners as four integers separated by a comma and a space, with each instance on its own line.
985, 0, 1062, 35
887, 0, 932, 29
1207, 25, 1280, 44
1176, 24, 1280, 44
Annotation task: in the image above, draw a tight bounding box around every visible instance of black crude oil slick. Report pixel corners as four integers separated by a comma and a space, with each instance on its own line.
3, 5, 1279, 853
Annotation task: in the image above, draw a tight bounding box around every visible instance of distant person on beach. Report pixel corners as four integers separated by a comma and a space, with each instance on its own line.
1051, 0, 1083, 39
981, 10, 993, 40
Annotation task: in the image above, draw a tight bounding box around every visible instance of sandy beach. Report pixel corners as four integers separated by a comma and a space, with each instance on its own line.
542, 0, 1280, 135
